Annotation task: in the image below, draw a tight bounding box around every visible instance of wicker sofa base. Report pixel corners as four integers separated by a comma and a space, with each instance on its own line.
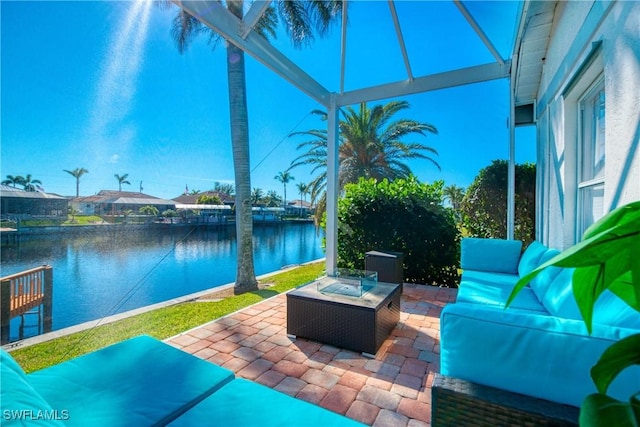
432, 374, 579, 426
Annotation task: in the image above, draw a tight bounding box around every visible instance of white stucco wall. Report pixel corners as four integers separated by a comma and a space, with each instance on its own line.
535, 0, 640, 249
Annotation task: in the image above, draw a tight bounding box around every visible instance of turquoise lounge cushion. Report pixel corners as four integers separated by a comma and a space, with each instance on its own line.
461, 238, 522, 274
1, 349, 63, 426
517, 241, 548, 277
529, 249, 563, 301
457, 278, 547, 313
460, 270, 519, 289
28, 335, 235, 426
541, 268, 582, 320
593, 290, 640, 329
169, 378, 366, 427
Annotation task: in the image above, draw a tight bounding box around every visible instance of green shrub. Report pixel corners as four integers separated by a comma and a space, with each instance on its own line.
461, 160, 536, 246
336, 176, 460, 286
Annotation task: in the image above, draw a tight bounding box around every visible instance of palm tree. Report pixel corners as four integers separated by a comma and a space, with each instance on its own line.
443, 184, 465, 210
64, 167, 89, 197
22, 174, 43, 192
251, 188, 265, 206
290, 100, 439, 220
214, 182, 235, 197
2, 175, 25, 188
296, 182, 309, 217
165, 1, 342, 294
114, 173, 131, 192
274, 171, 294, 207
264, 190, 281, 207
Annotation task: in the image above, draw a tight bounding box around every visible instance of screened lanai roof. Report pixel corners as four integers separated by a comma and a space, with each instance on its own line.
175, 0, 523, 107
173, 0, 551, 273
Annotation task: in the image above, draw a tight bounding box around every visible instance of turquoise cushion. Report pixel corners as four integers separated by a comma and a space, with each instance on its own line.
529, 249, 563, 301
541, 268, 582, 320
460, 270, 519, 289
169, 378, 366, 426
1, 349, 63, 426
593, 290, 640, 329
517, 241, 549, 277
28, 335, 235, 426
461, 238, 522, 274
457, 279, 547, 313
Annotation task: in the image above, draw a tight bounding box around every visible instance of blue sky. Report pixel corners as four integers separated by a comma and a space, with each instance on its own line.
1, 1, 535, 201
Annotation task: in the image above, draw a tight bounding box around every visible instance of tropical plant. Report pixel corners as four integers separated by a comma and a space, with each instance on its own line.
114, 173, 131, 192
460, 160, 536, 246
335, 176, 460, 286
162, 209, 178, 218
2, 175, 25, 188
507, 200, 640, 426
251, 188, 265, 206
274, 171, 294, 206
290, 101, 439, 222
196, 194, 222, 205
444, 184, 465, 224
21, 174, 43, 192
296, 182, 309, 217
64, 168, 89, 197
139, 205, 159, 216
264, 190, 282, 207
164, 0, 342, 294
443, 184, 465, 210
213, 182, 235, 197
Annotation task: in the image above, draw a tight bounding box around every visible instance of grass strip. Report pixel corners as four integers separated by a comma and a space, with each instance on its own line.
10, 261, 325, 373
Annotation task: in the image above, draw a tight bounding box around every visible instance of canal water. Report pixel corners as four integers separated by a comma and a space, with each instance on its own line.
1, 223, 324, 341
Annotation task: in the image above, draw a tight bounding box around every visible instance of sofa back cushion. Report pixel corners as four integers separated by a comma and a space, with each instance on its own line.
593, 291, 640, 329
461, 238, 522, 274
541, 268, 582, 320
518, 241, 549, 277
0, 349, 62, 426
529, 249, 563, 301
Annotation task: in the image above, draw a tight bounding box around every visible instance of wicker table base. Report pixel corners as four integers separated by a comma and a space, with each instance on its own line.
432, 374, 579, 426
287, 279, 400, 356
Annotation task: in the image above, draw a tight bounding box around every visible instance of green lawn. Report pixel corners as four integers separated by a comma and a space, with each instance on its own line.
10, 261, 325, 373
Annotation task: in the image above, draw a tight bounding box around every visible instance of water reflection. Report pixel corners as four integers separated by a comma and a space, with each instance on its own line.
1, 223, 324, 341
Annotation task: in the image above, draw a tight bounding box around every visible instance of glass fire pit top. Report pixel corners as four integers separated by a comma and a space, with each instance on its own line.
317, 269, 378, 298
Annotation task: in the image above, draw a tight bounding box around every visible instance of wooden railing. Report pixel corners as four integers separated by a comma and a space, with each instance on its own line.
1, 265, 52, 343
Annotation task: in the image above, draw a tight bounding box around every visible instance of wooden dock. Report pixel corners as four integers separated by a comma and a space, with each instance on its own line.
1, 265, 52, 343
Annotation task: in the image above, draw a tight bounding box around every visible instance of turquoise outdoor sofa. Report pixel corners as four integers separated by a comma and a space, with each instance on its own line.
440, 238, 640, 408
1, 335, 365, 426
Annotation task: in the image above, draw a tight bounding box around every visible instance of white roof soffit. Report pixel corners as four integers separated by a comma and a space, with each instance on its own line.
175, 1, 512, 109
512, 1, 557, 105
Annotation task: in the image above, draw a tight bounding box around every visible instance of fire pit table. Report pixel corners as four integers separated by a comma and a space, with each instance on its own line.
286, 272, 401, 357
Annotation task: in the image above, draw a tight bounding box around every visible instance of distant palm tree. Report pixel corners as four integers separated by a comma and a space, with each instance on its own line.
264, 190, 281, 207
214, 182, 235, 197
251, 188, 265, 206
274, 171, 295, 206
114, 173, 131, 192
64, 167, 89, 197
443, 184, 465, 210
296, 182, 309, 217
22, 174, 43, 192
2, 175, 25, 188
290, 100, 439, 219
164, 0, 343, 294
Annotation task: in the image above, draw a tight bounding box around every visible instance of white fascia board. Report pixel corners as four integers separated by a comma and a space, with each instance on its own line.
175, 0, 331, 106
338, 61, 511, 107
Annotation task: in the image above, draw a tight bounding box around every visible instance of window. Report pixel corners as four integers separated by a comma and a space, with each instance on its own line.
577, 78, 605, 237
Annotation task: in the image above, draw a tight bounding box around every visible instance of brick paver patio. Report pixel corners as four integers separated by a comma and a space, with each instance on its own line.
167, 284, 457, 426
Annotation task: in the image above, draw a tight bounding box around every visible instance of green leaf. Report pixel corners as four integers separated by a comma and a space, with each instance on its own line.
583, 200, 640, 240
580, 393, 640, 427
591, 334, 640, 394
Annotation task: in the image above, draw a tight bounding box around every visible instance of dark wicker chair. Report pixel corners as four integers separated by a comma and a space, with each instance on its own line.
431, 374, 580, 426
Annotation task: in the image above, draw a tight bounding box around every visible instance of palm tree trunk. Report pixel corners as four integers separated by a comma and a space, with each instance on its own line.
227, 0, 257, 294
76, 178, 80, 198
